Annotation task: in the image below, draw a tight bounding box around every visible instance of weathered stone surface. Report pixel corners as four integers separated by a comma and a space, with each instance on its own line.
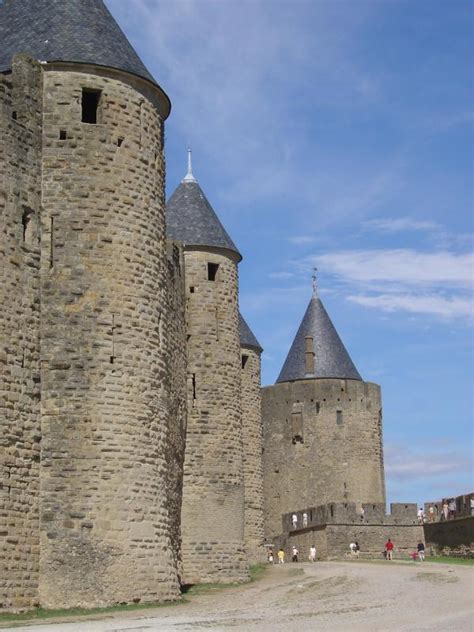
180, 248, 248, 584
0, 55, 43, 610
262, 378, 386, 540
241, 347, 265, 563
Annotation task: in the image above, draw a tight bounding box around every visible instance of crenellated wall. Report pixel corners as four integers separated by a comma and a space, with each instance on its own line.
241, 346, 265, 563
180, 247, 248, 584
0, 56, 43, 610
262, 378, 385, 540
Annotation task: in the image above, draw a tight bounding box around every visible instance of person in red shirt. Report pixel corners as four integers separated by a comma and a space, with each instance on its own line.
385, 538, 394, 560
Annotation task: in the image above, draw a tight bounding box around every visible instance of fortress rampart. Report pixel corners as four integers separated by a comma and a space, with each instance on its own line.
274, 502, 423, 560
262, 378, 386, 540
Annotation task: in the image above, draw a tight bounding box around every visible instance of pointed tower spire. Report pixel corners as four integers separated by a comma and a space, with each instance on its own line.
276, 290, 362, 383
0, 0, 160, 88
182, 148, 197, 183
312, 267, 319, 298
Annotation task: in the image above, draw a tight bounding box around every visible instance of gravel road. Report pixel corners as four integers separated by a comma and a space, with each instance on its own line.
2, 561, 473, 632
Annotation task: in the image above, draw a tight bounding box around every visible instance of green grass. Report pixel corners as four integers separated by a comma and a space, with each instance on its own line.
0, 565, 270, 625
425, 556, 474, 566
0, 598, 183, 626
181, 563, 268, 596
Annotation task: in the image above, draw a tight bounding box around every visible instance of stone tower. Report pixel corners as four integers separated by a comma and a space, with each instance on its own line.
167, 152, 248, 584
239, 313, 266, 563
262, 284, 386, 540
0, 0, 187, 609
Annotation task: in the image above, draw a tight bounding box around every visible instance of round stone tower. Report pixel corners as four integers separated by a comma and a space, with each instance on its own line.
1, 0, 183, 609
239, 313, 266, 563
167, 152, 248, 584
262, 280, 386, 540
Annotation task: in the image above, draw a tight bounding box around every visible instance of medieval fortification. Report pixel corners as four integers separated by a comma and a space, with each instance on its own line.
0, 0, 431, 613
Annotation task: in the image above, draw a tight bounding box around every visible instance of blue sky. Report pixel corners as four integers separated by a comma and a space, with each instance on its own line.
108, 0, 473, 506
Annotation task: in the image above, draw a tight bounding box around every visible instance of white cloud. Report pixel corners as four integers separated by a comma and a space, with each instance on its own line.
348, 293, 473, 319
363, 216, 441, 234
288, 236, 316, 245
313, 249, 473, 287
386, 443, 473, 484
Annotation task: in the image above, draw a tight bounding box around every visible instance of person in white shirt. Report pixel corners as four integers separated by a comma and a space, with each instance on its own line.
291, 513, 298, 529
309, 545, 317, 562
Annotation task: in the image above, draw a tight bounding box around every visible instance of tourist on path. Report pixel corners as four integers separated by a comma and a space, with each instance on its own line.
417, 507, 424, 524
442, 501, 449, 521
385, 538, 394, 560
417, 541, 425, 561
292, 546, 299, 562
292, 513, 298, 529
309, 545, 317, 562
267, 549, 274, 564
277, 548, 285, 564
302, 512, 308, 527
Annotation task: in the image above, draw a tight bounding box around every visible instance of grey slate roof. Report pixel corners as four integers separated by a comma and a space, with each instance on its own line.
0, 0, 156, 84
276, 296, 362, 383
239, 313, 263, 353
166, 181, 241, 260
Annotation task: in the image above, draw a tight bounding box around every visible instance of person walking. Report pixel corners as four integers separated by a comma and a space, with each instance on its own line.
442, 501, 449, 521
302, 512, 308, 527
417, 507, 424, 524
292, 545, 299, 562
292, 513, 298, 529
277, 548, 285, 564
417, 541, 425, 561
267, 548, 274, 564
309, 545, 317, 562
428, 505, 435, 522
449, 498, 456, 519
355, 541, 360, 557
385, 538, 394, 560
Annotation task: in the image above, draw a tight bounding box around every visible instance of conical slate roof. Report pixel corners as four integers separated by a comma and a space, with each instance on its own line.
0, 0, 156, 85
277, 296, 362, 383
239, 313, 263, 353
166, 156, 241, 260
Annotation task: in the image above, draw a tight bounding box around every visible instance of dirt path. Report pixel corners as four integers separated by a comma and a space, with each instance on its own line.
3, 561, 474, 631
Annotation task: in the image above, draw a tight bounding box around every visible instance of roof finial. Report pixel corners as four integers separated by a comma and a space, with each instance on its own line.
182, 147, 197, 183
312, 267, 319, 298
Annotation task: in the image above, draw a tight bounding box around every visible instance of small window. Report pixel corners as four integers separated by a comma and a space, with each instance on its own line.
242, 354, 249, 369
12, 111, 17, 120
315, 402, 320, 414
59, 130, 67, 140
336, 410, 343, 425
207, 262, 219, 281
82, 88, 102, 124
22, 207, 34, 244
189, 286, 195, 293
192, 373, 196, 400
117, 137, 124, 147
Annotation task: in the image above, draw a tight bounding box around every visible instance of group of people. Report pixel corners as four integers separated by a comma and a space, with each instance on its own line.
267, 544, 317, 564
291, 512, 309, 529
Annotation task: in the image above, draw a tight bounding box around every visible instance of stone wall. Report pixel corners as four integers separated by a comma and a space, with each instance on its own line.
163, 240, 187, 580
0, 56, 43, 610
279, 502, 423, 561
180, 247, 247, 584
424, 517, 474, 555
262, 378, 385, 540
38, 67, 180, 608
241, 346, 265, 563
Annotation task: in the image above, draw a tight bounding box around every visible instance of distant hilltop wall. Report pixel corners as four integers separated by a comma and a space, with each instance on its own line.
262, 378, 386, 540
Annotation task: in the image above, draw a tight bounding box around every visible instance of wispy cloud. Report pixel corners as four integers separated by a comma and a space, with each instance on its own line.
297, 248, 473, 319
349, 293, 473, 319
386, 443, 473, 484
288, 236, 316, 245
363, 216, 442, 234
313, 249, 473, 288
